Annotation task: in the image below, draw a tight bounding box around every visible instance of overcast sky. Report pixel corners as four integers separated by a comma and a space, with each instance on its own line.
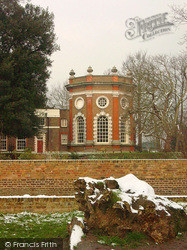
29, 0, 186, 90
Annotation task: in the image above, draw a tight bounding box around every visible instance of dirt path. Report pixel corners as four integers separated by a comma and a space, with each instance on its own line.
76, 232, 187, 250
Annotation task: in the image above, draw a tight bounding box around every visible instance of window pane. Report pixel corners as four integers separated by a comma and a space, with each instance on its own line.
97, 116, 108, 142
61, 119, 67, 127
17, 138, 26, 150
121, 117, 126, 143
0, 135, 7, 150
98, 97, 107, 107
61, 134, 67, 144
77, 117, 84, 143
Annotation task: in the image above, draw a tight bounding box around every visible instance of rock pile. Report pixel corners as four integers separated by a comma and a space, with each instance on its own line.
74, 174, 186, 243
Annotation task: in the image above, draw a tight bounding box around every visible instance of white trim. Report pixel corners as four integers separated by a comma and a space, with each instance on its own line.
34, 136, 37, 153
69, 90, 132, 97
43, 126, 60, 129
93, 111, 112, 145
120, 97, 129, 109
36, 109, 60, 118
74, 97, 84, 110
61, 119, 68, 128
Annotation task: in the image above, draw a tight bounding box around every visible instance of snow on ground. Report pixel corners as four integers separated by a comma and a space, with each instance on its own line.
0, 211, 84, 225
70, 224, 84, 250
79, 174, 184, 216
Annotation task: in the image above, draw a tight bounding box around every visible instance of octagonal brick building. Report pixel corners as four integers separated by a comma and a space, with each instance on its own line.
66, 66, 135, 152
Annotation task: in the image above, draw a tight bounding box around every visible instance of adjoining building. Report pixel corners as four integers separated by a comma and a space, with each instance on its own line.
0, 67, 135, 153
0, 109, 69, 154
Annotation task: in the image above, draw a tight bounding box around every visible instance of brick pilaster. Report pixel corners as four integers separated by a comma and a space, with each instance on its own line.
86, 86, 93, 144
69, 98, 73, 143
112, 86, 119, 143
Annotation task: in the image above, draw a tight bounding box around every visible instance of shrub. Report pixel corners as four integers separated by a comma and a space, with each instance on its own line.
18, 148, 35, 160
69, 152, 80, 159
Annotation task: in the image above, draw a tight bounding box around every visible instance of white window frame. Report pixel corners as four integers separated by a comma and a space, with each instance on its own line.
96, 96, 109, 109
16, 138, 26, 151
61, 119, 68, 127
61, 134, 68, 145
0, 135, 7, 151
73, 113, 86, 144
93, 111, 112, 145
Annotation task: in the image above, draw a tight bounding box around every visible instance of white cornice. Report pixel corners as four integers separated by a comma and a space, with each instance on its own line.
70, 90, 132, 97
43, 126, 60, 129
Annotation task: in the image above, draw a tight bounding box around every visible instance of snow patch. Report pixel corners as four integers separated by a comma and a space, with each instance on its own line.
76, 216, 84, 224
79, 174, 184, 216
139, 205, 144, 210
70, 225, 84, 250
117, 174, 155, 198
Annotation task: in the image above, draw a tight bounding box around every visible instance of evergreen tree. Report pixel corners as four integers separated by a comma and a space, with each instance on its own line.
0, 0, 59, 138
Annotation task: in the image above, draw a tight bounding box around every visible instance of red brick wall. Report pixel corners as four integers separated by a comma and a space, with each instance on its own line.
0, 197, 78, 213
0, 160, 186, 196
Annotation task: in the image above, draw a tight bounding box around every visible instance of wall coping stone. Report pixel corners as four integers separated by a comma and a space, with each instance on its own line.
0, 196, 75, 199
0, 159, 186, 162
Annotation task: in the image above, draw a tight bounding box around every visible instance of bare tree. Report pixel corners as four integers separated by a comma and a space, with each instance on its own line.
122, 52, 152, 151
170, 4, 187, 46
159, 55, 185, 151
143, 54, 187, 152
122, 52, 187, 152
47, 81, 69, 109
170, 4, 187, 25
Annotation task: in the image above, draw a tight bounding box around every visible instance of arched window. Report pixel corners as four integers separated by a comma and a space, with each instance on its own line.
120, 116, 126, 143
76, 116, 84, 143
97, 116, 108, 143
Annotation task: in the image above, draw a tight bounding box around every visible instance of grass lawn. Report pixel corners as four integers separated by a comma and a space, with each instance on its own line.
97, 231, 148, 248
0, 211, 83, 239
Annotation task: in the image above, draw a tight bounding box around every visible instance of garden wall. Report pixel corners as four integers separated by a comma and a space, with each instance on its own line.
0, 197, 77, 214
0, 159, 186, 196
